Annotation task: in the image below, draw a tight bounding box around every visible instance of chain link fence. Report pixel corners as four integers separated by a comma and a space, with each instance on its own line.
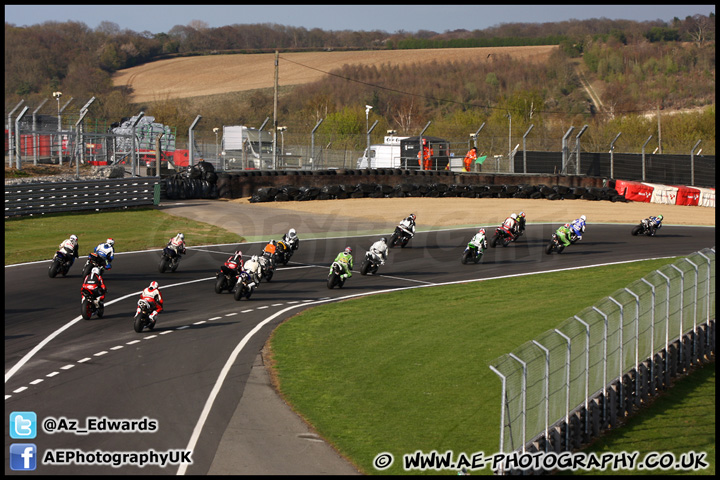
489, 248, 715, 471
5, 115, 716, 188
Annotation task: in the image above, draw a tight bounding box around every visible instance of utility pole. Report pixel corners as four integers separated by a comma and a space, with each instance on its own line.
656, 102, 662, 154
273, 50, 279, 170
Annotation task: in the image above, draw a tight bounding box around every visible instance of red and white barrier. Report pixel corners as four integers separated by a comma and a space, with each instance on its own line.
613, 179, 714, 208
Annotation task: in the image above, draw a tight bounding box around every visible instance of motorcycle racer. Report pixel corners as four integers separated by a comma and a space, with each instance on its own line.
94, 238, 115, 270
556, 223, 572, 248
282, 228, 300, 251
167, 233, 187, 257
58, 234, 79, 266
470, 228, 489, 251
243, 254, 262, 287
570, 215, 586, 241
647, 214, 663, 235
138, 281, 163, 329
81, 267, 106, 306
369, 238, 389, 265
334, 247, 354, 279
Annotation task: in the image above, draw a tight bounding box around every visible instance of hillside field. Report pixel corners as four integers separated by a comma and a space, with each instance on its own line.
112, 45, 557, 103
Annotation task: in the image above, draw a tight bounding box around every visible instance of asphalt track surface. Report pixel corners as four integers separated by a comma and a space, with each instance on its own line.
4, 201, 715, 475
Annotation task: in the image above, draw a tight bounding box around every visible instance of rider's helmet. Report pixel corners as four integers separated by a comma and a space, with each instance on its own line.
288, 228, 296, 238
519, 212, 525, 218
234, 250, 242, 260
381, 237, 387, 244
409, 213, 416, 221
564, 223, 570, 228
70, 234, 78, 243
478, 228, 485, 236
344, 246, 352, 255
177, 233, 184, 241
657, 214, 663, 221
91, 267, 100, 278
148, 281, 158, 291
251, 255, 258, 262
106, 238, 114, 247
270, 239, 276, 246
580, 215, 586, 222
511, 213, 517, 220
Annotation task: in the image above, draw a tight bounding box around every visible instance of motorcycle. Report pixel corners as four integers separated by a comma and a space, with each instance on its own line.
259, 253, 275, 282
461, 242, 484, 264
48, 250, 73, 278
327, 261, 347, 289
81, 252, 107, 278
215, 261, 240, 294
80, 284, 104, 320
389, 224, 414, 248
276, 240, 294, 265
133, 299, 155, 332
545, 233, 567, 255
360, 250, 383, 275
631, 219, 656, 236
233, 271, 255, 301
158, 246, 181, 273
490, 226, 515, 248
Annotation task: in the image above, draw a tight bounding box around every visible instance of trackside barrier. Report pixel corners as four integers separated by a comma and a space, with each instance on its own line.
4, 178, 159, 217
489, 248, 715, 474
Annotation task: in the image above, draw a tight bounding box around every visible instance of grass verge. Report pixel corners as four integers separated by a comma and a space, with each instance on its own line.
267, 257, 715, 475
4, 207, 244, 265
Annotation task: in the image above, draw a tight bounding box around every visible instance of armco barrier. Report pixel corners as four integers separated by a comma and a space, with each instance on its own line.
5, 178, 158, 217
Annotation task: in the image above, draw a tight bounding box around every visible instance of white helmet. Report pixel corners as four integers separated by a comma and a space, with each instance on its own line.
177, 233, 184, 241
106, 238, 114, 247
91, 267, 100, 277
510, 213, 517, 220
288, 228, 296, 238
580, 215, 586, 222
70, 234, 78, 242
251, 255, 258, 262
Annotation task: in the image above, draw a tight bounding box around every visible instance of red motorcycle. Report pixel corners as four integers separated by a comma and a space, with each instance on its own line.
490, 225, 516, 248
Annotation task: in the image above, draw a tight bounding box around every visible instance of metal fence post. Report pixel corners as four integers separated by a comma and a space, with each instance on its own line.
573, 316, 590, 435
641, 135, 652, 181
696, 251, 712, 352
591, 307, 609, 424
609, 132, 621, 179
608, 297, 624, 409
625, 288, 641, 406
656, 271, 672, 376
690, 139, 701, 186
522, 124, 533, 174
532, 340, 550, 451
640, 278, 656, 389
554, 329, 571, 450
489, 365, 507, 468
669, 265, 685, 367
508, 353, 527, 452
685, 259, 700, 360
575, 125, 588, 175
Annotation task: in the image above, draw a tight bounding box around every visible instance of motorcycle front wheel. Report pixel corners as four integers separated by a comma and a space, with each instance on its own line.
81, 298, 93, 320
361, 260, 371, 275
215, 275, 226, 294
545, 242, 554, 255
389, 232, 399, 247
133, 315, 144, 332
158, 256, 169, 273
170, 257, 180, 272
49, 259, 60, 278
490, 235, 500, 248
631, 225, 642, 236
461, 251, 471, 264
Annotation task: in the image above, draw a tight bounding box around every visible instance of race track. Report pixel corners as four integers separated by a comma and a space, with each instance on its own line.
4, 223, 715, 474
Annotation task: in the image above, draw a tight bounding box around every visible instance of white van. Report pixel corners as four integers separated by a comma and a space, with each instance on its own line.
357, 135, 409, 169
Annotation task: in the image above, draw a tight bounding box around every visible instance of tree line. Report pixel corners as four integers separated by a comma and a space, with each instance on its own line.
4, 14, 715, 155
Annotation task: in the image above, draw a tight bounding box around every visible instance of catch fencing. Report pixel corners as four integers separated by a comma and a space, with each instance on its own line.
489, 248, 715, 474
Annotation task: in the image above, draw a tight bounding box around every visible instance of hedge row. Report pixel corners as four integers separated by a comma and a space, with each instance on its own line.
249, 183, 626, 203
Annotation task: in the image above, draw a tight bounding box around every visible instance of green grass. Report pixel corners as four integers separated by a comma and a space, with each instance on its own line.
570, 362, 715, 476
4, 207, 245, 265
268, 258, 715, 475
